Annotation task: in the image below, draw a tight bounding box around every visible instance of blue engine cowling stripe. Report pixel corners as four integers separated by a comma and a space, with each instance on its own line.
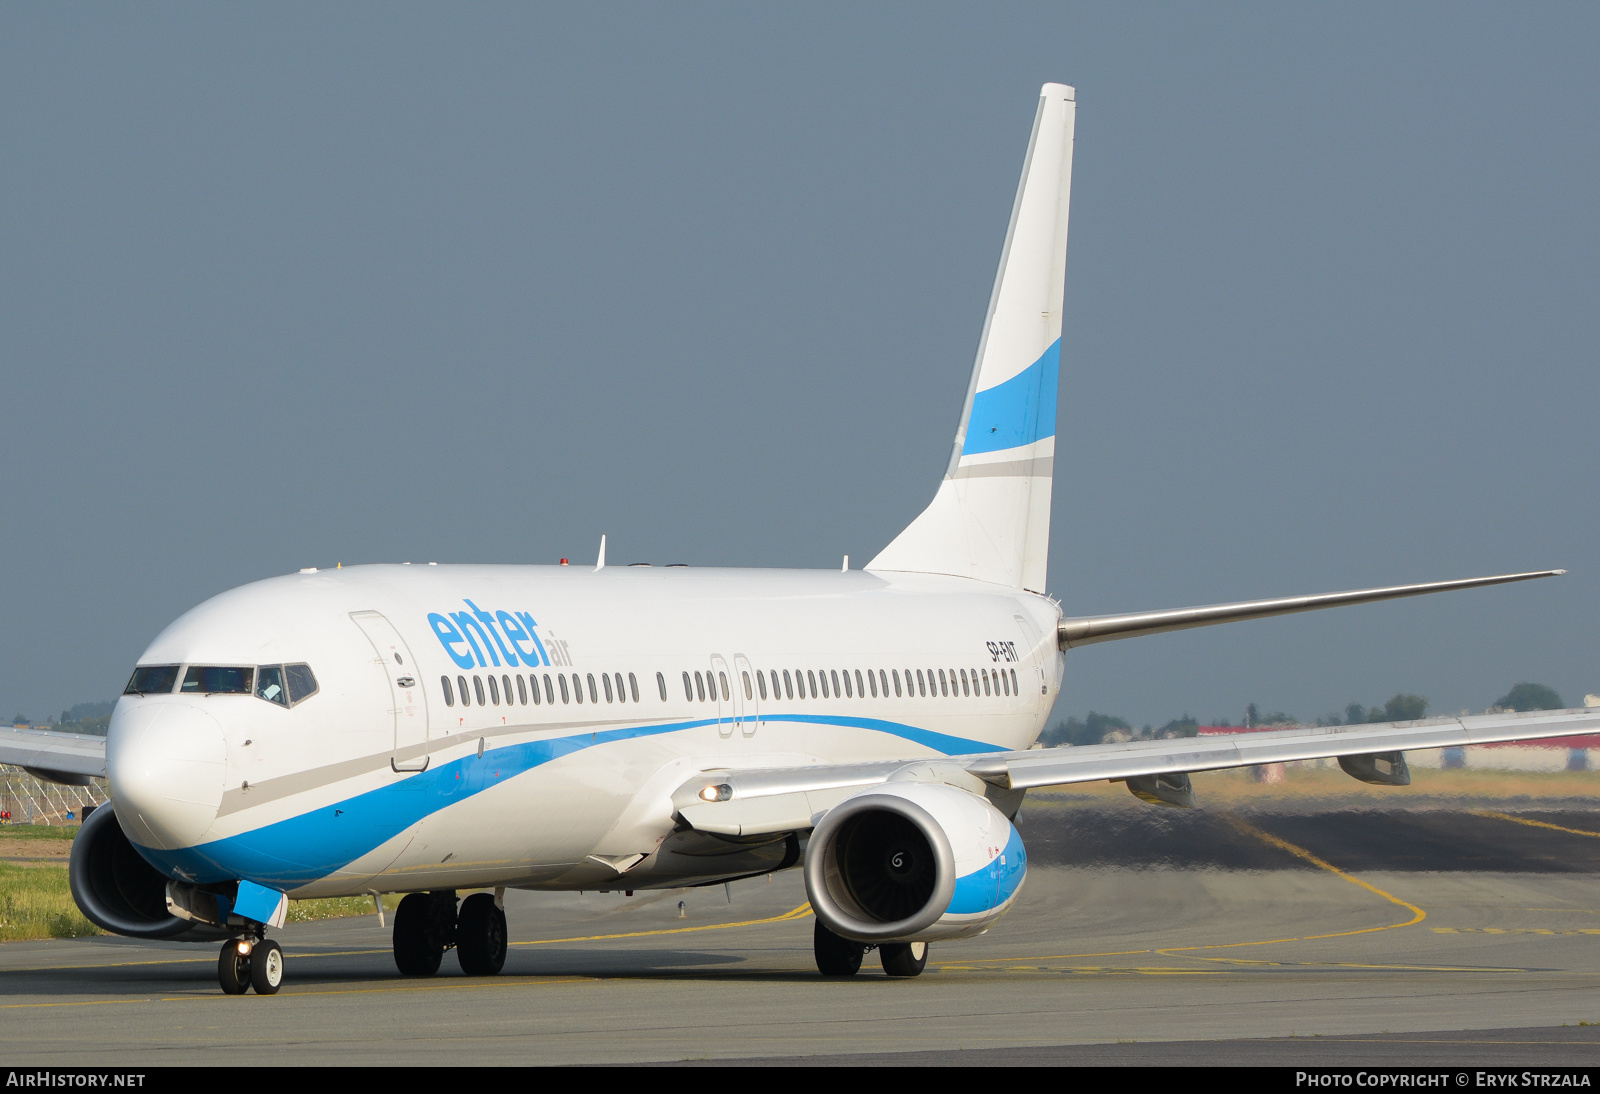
134, 714, 1005, 888
946, 822, 1027, 915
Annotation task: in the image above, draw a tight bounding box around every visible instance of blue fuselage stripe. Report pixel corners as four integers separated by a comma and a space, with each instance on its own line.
134, 714, 1003, 888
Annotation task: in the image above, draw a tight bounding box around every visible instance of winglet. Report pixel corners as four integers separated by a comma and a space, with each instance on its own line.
595, 535, 606, 572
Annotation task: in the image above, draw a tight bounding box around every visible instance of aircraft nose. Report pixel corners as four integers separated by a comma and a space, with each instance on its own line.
106, 702, 226, 850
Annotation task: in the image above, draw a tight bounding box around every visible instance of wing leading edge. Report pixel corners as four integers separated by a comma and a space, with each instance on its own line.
0, 727, 107, 785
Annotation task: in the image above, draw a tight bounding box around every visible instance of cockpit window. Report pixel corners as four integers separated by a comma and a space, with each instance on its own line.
181, 666, 254, 694
256, 665, 288, 707
124, 665, 179, 695
285, 663, 318, 704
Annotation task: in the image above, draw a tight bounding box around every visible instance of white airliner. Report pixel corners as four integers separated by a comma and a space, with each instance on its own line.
4, 83, 1595, 996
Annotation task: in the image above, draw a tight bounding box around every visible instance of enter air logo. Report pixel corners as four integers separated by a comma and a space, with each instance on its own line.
428, 601, 551, 670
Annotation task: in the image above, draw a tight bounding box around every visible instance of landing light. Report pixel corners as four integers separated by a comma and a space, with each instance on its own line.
699, 784, 732, 803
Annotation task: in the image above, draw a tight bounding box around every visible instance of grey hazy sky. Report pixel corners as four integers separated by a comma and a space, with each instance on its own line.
2, 4, 1596, 727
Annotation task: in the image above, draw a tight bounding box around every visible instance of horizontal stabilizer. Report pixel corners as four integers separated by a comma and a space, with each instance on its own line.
1056, 570, 1564, 649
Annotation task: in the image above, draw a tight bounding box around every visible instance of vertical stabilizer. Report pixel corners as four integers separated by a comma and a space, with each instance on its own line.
867, 84, 1075, 592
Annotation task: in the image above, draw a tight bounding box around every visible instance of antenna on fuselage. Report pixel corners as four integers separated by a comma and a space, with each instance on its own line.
595, 534, 607, 572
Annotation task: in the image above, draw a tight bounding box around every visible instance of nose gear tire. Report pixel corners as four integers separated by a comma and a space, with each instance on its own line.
218, 944, 251, 995
251, 938, 285, 994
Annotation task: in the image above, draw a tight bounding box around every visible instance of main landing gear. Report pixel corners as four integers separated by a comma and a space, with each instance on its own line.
217, 935, 285, 995
392, 890, 507, 977
813, 920, 928, 978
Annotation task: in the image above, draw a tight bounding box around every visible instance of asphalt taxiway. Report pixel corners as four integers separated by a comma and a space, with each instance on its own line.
3, 791, 1600, 1065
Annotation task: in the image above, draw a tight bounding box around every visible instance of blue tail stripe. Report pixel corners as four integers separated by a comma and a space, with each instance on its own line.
962, 339, 1060, 457
135, 714, 1004, 889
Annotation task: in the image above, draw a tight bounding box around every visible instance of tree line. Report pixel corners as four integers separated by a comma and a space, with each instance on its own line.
1040, 682, 1566, 748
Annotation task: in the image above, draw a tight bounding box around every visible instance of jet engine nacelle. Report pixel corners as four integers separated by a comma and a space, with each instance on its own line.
68, 803, 226, 941
804, 781, 1026, 944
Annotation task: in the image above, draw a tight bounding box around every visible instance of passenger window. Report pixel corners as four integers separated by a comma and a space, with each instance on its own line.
256, 665, 288, 707
937, 669, 948, 697
488, 676, 501, 705
742, 672, 752, 701
867, 670, 877, 698
806, 670, 817, 698
503, 674, 513, 702
683, 672, 693, 701
855, 669, 865, 698
757, 671, 767, 700
959, 669, 969, 697
473, 676, 485, 705
458, 675, 471, 706
124, 665, 179, 696
841, 670, 852, 698
981, 670, 991, 696
441, 675, 455, 707
769, 669, 780, 699
819, 671, 830, 699
915, 669, 926, 697
602, 673, 614, 702
529, 675, 541, 705
879, 669, 889, 698
892, 670, 902, 697
654, 672, 664, 701
517, 675, 527, 705
559, 675, 570, 703
1011, 668, 1019, 695
286, 664, 319, 704
718, 672, 729, 701
583, 674, 594, 703
783, 670, 794, 699
182, 666, 254, 694
621, 673, 631, 702
544, 674, 555, 704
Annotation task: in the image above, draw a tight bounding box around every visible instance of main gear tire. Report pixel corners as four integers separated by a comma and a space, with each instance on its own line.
879, 941, 929, 978
813, 919, 867, 977
456, 893, 508, 976
393, 892, 445, 976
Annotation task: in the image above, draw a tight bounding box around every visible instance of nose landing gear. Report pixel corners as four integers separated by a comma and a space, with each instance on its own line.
392, 890, 508, 977
216, 934, 285, 995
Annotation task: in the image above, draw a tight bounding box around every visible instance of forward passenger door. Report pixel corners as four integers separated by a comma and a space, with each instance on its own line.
350, 611, 431, 771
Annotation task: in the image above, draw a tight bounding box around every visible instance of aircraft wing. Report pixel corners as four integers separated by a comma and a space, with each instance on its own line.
675, 706, 1600, 836
0, 727, 108, 784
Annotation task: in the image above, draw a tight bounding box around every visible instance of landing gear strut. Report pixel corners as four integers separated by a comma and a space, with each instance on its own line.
217, 934, 285, 995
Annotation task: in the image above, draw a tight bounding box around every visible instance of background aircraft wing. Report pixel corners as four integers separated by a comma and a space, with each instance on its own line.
675, 706, 1600, 835
0, 727, 107, 784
